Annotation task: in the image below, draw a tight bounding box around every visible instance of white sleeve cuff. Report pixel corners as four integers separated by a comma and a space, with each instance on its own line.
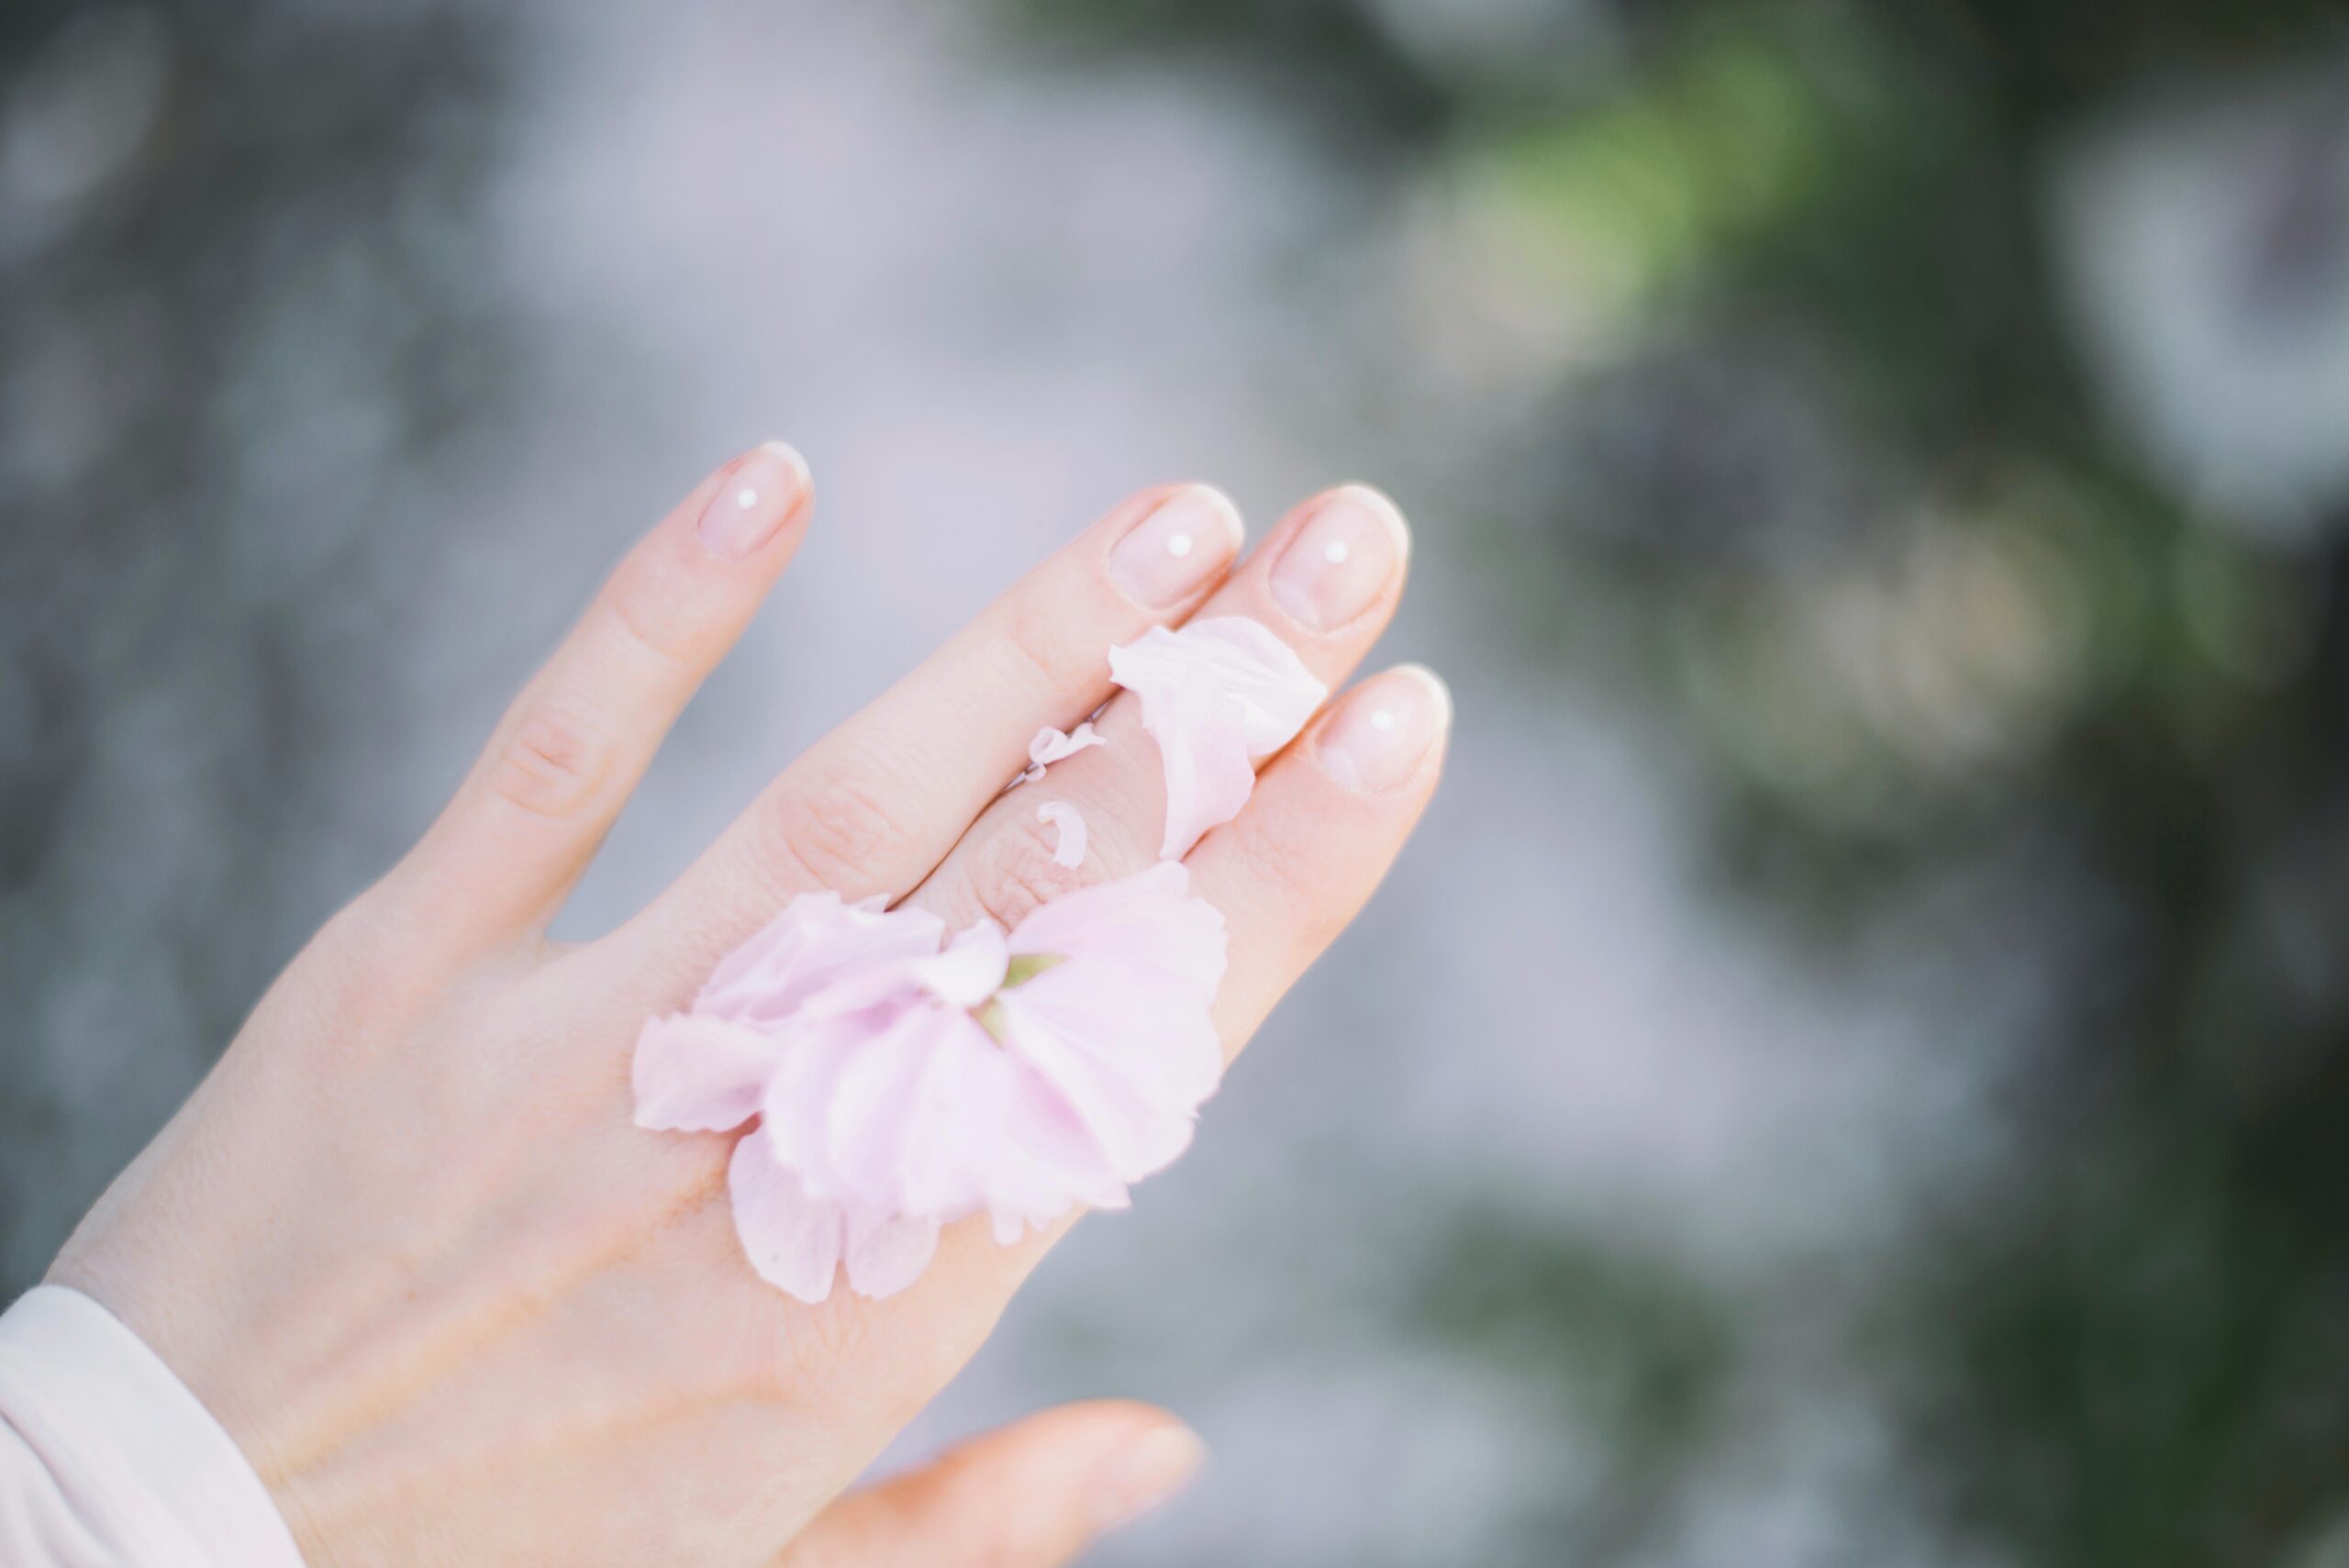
0, 1285, 306, 1568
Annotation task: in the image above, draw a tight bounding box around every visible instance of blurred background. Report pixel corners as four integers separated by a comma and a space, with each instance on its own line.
6, 1, 2349, 1562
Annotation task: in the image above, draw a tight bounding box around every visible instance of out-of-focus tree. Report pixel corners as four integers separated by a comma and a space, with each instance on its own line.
999, 2, 2349, 1562
0, 0, 518, 1278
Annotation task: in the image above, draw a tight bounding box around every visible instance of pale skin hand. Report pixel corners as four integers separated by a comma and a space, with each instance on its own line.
46, 445, 1447, 1568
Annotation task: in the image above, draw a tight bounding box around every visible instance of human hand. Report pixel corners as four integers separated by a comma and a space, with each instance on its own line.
46, 444, 1445, 1566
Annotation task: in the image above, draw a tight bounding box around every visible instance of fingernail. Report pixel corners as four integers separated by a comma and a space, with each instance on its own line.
1108, 484, 1244, 608
1092, 1423, 1207, 1532
696, 440, 810, 560
1268, 484, 1408, 632
1316, 664, 1450, 794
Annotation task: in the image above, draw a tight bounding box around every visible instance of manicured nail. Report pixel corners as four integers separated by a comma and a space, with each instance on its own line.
1316, 664, 1450, 794
696, 440, 810, 560
1108, 485, 1244, 609
1091, 1422, 1207, 1532
1268, 484, 1408, 632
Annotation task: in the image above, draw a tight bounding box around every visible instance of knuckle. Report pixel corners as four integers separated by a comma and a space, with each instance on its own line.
957, 809, 1103, 931
486, 702, 614, 818
997, 602, 1087, 695
597, 567, 702, 672
762, 760, 915, 891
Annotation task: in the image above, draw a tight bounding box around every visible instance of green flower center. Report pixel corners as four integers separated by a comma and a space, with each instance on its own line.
974, 951, 1065, 1043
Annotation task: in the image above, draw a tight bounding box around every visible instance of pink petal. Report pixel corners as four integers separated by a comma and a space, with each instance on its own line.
905, 921, 1009, 1008
1146, 670, 1257, 859
1008, 861, 1228, 998
697, 893, 945, 1025
783, 986, 1127, 1255
842, 1207, 941, 1300
785, 921, 1002, 1024
1108, 617, 1325, 859
993, 1067, 1134, 1228
814, 1003, 974, 1209
1036, 800, 1087, 868
729, 1132, 844, 1306
758, 1015, 874, 1201
1110, 618, 1323, 754
631, 1014, 777, 1133
997, 862, 1228, 1178
670, 867, 1236, 1305
994, 984, 1214, 1179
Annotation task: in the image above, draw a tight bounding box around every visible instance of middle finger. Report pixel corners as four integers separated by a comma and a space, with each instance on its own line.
907, 483, 1411, 936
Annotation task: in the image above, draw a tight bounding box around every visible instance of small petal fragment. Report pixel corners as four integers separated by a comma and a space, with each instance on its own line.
1030, 722, 1105, 767
1010, 722, 1106, 789
1108, 617, 1325, 858
1037, 800, 1088, 868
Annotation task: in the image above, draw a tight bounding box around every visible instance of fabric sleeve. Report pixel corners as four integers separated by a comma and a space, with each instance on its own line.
0, 1285, 306, 1568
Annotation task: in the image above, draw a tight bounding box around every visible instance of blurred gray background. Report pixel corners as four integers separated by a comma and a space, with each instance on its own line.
8, 3, 2349, 1564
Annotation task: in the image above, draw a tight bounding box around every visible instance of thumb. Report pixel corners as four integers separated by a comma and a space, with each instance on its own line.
776, 1400, 1205, 1568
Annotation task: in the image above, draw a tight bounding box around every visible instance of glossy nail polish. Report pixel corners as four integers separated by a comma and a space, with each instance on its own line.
697, 440, 809, 560
1108, 485, 1244, 608
1316, 664, 1450, 793
1268, 484, 1408, 632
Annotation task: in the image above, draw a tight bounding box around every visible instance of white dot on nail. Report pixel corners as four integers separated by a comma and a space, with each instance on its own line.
1167, 533, 1194, 559
1370, 708, 1397, 732
1323, 540, 1351, 565
735, 488, 759, 509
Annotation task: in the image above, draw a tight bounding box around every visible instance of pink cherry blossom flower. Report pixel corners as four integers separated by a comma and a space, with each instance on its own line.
1108, 617, 1325, 859
633, 862, 1227, 1304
